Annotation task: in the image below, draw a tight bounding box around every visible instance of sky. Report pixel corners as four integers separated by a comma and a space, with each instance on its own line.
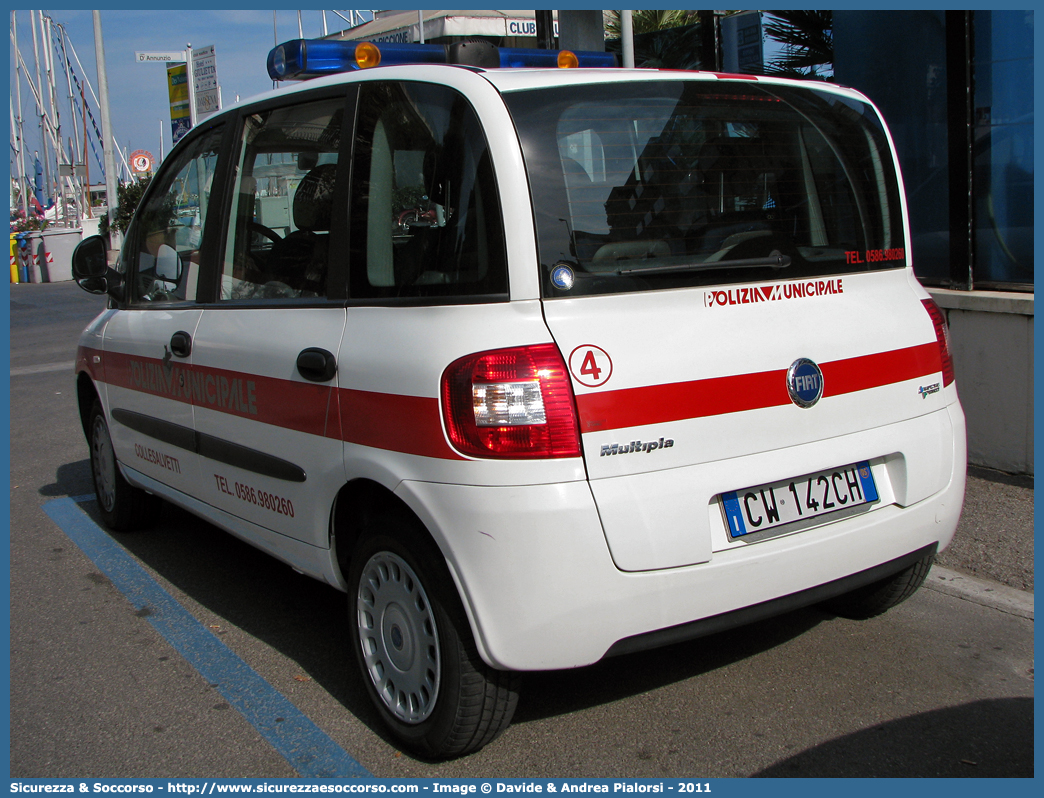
10, 9, 374, 187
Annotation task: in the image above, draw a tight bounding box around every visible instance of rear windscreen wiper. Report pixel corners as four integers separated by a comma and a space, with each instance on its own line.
617, 250, 791, 276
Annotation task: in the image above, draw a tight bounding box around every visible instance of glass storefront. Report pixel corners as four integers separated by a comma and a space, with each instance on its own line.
834, 10, 1033, 290
972, 11, 1034, 287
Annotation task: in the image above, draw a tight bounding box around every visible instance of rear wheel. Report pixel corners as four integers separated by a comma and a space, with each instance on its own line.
88, 400, 156, 531
821, 551, 935, 619
348, 526, 519, 758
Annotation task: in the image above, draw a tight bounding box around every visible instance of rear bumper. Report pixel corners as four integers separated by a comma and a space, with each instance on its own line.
605, 542, 937, 658
398, 403, 967, 671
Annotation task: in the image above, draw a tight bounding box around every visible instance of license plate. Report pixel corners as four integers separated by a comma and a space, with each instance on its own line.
720, 461, 878, 540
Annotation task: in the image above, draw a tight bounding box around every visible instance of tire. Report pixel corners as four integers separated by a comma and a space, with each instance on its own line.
821, 551, 935, 620
88, 400, 156, 532
348, 525, 519, 758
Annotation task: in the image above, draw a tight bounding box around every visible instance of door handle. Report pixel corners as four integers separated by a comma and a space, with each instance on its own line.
170, 330, 192, 358
297, 348, 337, 382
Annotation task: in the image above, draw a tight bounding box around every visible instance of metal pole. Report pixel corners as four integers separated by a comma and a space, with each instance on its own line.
43, 14, 74, 224
186, 44, 196, 129
31, 11, 53, 207
60, 23, 87, 223
536, 10, 555, 50
10, 97, 22, 213
93, 11, 119, 231
59, 25, 81, 172
621, 10, 635, 68
41, 11, 65, 210
9, 96, 16, 162
82, 83, 91, 219
418, 10, 424, 44
11, 11, 29, 218
41, 16, 61, 163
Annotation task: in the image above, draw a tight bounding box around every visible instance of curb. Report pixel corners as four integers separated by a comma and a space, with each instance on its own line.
924, 565, 1034, 620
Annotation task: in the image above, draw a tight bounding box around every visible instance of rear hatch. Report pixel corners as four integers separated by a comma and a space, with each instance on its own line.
504, 76, 954, 571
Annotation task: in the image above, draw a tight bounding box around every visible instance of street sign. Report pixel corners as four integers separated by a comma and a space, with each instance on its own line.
130, 150, 155, 174
58, 163, 88, 178
138, 45, 221, 137
721, 11, 764, 74
135, 51, 186, 63
191, 45, 221, 120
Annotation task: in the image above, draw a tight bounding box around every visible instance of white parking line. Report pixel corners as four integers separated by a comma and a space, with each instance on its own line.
11, 360, 76, 377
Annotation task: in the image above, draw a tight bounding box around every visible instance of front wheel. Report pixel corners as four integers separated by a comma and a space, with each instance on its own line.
88, 400, 156, 531
348, 528, 519, 758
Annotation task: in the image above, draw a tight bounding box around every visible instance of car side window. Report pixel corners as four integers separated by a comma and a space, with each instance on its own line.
349, 81, 508, 300
219, 97, 344, 301
123, 126, 223, 304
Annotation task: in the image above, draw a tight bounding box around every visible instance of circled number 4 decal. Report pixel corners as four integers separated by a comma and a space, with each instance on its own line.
569, 345, 613, 388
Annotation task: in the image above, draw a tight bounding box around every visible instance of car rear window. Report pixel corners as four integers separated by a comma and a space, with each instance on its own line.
504, 80, 909, 297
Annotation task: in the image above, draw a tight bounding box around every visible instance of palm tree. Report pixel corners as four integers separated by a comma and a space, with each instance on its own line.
762, 10, 833, 79
603, 10, 703, 70
603, 10, 698, 38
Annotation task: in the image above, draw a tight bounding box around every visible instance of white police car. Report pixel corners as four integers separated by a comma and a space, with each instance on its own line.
72, 39, 966, 758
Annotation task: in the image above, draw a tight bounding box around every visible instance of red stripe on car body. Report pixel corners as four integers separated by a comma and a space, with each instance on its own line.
576, 342, 942, 434
81, 346, 461, 460
98, 349, 337, 438
338, 387, 465, 461
83, 341, 943, 458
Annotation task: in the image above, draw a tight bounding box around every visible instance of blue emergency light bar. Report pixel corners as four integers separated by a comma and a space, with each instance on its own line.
267, 39, 618, 81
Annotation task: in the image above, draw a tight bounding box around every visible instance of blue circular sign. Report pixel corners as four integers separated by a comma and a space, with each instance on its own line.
787, 358, 824, 408
551, 263, 575, 291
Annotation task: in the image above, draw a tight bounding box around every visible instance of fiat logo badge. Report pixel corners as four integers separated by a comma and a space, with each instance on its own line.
787, 358, 824, 408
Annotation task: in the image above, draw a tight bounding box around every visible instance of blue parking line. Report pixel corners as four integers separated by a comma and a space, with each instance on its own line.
43, 496, 372, 779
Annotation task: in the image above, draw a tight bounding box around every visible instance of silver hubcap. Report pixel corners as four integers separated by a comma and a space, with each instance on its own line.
91, 415, 117, 512
356, 551, 440, 724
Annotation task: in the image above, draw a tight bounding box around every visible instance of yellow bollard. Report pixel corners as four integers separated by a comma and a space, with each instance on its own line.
9, 234, 19, 284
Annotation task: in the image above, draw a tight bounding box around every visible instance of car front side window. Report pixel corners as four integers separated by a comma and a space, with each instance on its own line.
219, 96, 345, 302
123, 126, 223, 305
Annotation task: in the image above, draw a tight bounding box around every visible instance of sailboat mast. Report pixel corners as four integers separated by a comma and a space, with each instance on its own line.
30, 10, 53, 207
10, 11, 29, 217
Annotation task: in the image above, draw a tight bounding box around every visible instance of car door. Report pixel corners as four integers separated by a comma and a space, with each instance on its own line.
99, 123, 225, 500
189, 91, 350, 548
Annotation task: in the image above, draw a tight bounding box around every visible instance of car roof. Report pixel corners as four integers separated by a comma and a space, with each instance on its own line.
477, 66, 868, 103
212, 64, 870, 125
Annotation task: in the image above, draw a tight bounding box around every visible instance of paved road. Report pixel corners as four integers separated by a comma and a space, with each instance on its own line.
936, 466, 1034, 592
9, 282, 1035, 779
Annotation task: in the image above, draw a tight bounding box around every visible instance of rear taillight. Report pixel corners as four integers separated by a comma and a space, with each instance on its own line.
922, 298, 955, 387
441, 344, 582, 459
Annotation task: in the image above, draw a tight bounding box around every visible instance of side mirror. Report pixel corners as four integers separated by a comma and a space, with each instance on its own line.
71, 235, 108, 294
71, 234, 124, 300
